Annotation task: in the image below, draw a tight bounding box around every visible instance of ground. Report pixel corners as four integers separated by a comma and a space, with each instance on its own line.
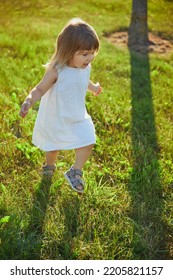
106, 31, 173, 55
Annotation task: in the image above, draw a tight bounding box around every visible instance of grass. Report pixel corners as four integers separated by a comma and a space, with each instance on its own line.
0, 0, 173, 260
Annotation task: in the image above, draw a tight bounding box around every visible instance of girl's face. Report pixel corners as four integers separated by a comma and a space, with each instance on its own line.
68, 49, 96, 68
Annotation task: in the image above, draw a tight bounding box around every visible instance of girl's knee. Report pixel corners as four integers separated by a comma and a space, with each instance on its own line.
47, 150, 58, 154
88, 144, 95, 150
76, 144, 94, 151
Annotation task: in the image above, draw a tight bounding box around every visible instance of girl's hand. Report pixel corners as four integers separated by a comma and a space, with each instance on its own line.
19, 100, 31, 118
93, 82, 102, 96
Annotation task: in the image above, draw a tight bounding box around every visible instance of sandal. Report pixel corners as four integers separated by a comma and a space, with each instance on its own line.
64, 167, 85, 193
42, 164, 56, 176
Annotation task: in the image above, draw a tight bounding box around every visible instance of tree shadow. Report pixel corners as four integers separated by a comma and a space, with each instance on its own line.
128, 44, 171, 259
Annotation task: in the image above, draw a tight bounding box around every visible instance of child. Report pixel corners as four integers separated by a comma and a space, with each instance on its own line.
19, 18, 102, 193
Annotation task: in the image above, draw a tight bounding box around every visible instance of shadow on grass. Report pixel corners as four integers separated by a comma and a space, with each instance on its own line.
0, 175, 53, 260
23, 177, 81, 260
55, 194, 81, 260
128, 46, 170, 259
23, 175, 53, 259
0, 171, 81, 259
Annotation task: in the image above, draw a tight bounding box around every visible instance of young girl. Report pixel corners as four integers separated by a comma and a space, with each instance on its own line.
19, 18, 102, 193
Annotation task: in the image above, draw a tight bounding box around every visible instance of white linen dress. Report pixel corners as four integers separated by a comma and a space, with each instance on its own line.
32, 64, 96, 151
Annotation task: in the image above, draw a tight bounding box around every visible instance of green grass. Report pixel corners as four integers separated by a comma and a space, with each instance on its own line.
0, 0, 173, 260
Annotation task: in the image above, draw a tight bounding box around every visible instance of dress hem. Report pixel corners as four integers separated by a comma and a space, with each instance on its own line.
32, 140, 96, 152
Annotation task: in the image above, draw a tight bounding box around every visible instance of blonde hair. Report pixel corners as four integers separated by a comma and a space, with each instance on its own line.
46, 18, 100, 69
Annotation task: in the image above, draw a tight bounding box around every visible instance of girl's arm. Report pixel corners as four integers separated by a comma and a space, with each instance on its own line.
88, 80, 102, 96
19, 67, 58, 118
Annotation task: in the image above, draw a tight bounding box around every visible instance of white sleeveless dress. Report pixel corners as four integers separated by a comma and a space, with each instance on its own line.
32, 64, 96, 151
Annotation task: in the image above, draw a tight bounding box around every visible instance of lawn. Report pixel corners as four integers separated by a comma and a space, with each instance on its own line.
0, 0, 173, 260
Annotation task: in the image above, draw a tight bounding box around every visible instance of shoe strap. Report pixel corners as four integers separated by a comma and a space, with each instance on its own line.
71, 177, 84, 187
72, 168, 83, 176
43, 165, 56, 171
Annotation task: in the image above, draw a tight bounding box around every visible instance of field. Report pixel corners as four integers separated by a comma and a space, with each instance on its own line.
0, 0, 173, 260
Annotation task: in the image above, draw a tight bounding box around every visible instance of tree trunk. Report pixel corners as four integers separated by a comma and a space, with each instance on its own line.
128, 0, 149, 48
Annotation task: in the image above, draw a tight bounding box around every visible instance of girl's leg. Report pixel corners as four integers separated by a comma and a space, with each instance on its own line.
73, 144, 94, 170
46, 150, 59, 166
64, 144, 94, 192
65, 144, 94, 192
71, 144, 94, 191
42, 150, 59, 175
